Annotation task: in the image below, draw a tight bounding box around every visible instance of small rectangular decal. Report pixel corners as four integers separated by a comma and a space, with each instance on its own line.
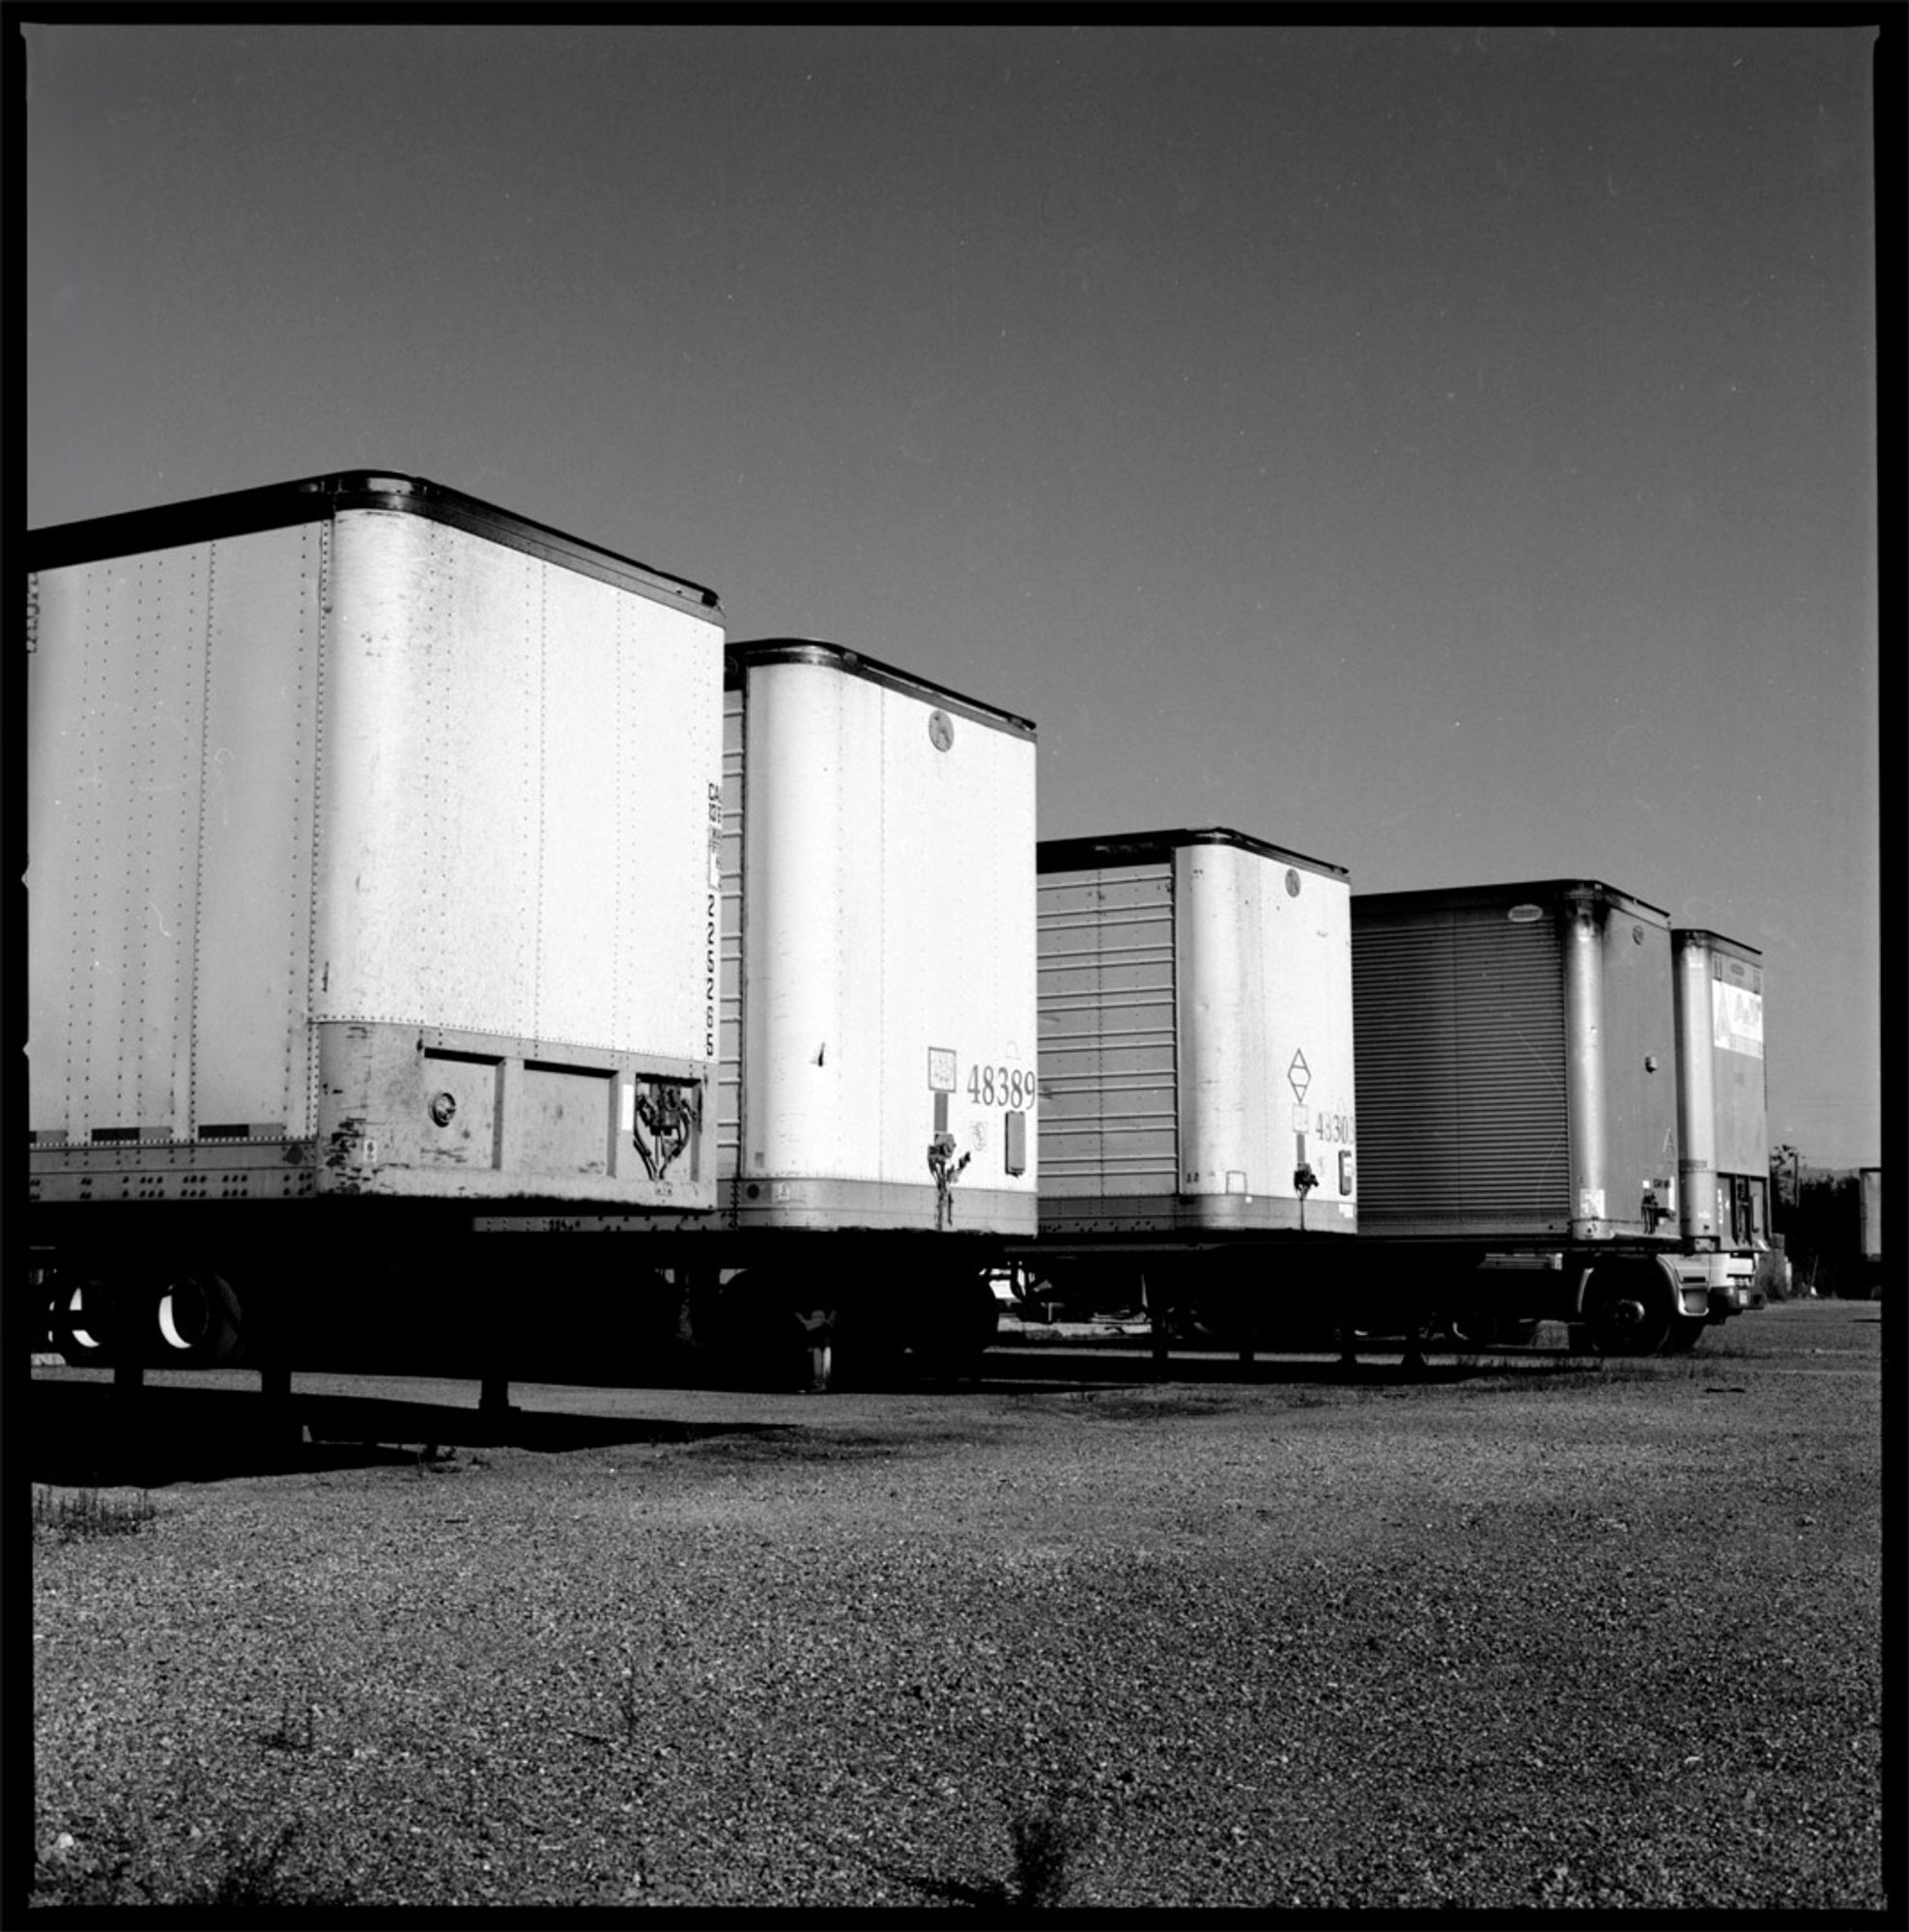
927, 1047, 956, 1092
1711, 980, 1764, 1059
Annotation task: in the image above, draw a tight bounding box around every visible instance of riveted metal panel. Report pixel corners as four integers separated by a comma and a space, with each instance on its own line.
715, 683, 746, 1176
27, 526, 323, 1143
29, 479, 726, 1213
1037, 862, 1179, 1195
194, 526, 326, 1132
314, 508, 723, 1068
315, 1020, 707, 1205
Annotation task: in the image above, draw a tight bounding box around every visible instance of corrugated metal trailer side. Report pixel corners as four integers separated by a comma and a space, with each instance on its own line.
27, 472, 726, 1373
1352, 905, 1569, 1235
1347, 880, 1704, 1355
1351, 881, 1679, 1245
1038, 855, 1181, 1208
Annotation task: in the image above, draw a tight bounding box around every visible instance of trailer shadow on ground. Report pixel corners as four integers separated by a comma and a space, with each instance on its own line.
970, 1346, 1596, 1391
24, 1378, 794, 1490
26, 1340, 1628, 1489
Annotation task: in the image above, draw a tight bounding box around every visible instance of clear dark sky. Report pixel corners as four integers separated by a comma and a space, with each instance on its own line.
25, 23, 1880, 1165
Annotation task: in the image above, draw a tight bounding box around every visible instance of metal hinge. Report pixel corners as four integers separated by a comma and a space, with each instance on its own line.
26, 572, 40, 654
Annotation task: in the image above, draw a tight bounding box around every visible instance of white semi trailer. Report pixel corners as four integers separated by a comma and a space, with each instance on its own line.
1024, 828, 1357, 1346
27, 472, 726, 1393
480, 639, 1041, 1382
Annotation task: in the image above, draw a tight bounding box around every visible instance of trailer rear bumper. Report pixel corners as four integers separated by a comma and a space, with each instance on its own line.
1672, 1250, 1757, 1320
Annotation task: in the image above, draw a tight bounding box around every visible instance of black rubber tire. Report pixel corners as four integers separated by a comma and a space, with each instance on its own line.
1440, 1296, 1501, 1350
1587, 1262, 1675, 1356
154, 1269, 242, 1366
50, 1275, 116, 1365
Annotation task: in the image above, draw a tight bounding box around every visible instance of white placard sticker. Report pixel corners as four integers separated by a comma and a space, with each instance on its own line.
927, 1047, 956, 1093
1712, 980, 1764, 1059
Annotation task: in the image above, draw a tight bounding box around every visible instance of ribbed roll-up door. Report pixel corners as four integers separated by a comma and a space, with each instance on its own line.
1038, 864, 1178, 1195
1353, 909, 1569, 1228
716, 684, 745, 1178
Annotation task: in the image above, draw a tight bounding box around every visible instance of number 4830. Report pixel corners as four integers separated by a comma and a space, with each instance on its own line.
970, 1065, 1035, 1109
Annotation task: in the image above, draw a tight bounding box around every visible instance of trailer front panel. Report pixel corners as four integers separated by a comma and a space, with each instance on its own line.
1036, 829, 1356, 1240
725, 641, 1039, 1235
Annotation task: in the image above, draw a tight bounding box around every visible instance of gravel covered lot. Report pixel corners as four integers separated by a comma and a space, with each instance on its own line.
26, 1300, 1885, 1911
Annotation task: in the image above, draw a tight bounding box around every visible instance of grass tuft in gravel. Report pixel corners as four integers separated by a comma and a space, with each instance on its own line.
34, 1803, 350, 1909
1004, 1779, 1097, 1908
32, 1485, 156, 1542
616, 1637, 644, 1742
261, 1686, 319, 1753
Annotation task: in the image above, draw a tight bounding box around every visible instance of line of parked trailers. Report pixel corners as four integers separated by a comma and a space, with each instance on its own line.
23, 473, 1772, 1400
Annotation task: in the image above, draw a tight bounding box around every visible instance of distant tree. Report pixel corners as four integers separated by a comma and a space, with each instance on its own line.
1771, 1144, 1803, 1210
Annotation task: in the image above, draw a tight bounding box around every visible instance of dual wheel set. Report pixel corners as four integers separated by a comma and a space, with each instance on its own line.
1431, 1256, 1707, 1357
1024, 1254, 1708, 1360
35, 1254, 1703, 1379
41, 1265, 244, 1369
34, 1259, 1009, 1385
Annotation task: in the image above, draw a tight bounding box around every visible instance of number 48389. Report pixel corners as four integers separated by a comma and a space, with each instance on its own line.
969, 1065, 1035, 1109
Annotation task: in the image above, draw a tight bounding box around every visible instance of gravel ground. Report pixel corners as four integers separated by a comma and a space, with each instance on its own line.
26, 1301, 1886, 1911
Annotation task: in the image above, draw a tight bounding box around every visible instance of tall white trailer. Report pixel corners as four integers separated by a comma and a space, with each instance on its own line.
722, 641, 1039, 1240
1670, 928, 1769, 1329
483, 639, 1040, 1378
27, 473, 726, 1378
1029, 828, 1356, 1342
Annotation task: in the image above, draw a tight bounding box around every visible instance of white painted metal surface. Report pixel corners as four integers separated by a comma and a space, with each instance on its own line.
1176, 840, 1356, 1213
732, 646, 1038, 1225
28, 526, 327, 1137
1671, 928, 1768, 1250
316, 508, 722, 1058
29, 497, 724, 1151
